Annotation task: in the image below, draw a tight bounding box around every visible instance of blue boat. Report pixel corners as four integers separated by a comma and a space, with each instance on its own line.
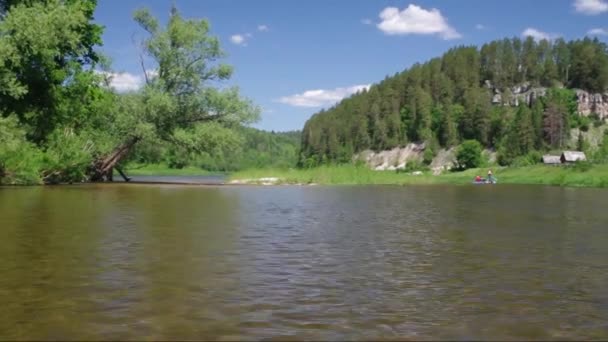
473, 178, 497, 184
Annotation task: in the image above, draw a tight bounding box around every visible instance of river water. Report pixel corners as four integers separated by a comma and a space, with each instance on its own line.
1, 183, 608, 340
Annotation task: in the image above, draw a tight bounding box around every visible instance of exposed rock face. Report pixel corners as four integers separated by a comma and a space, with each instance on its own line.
576, 90, 608, 119
355, 144, 458, 174
485, 81, 608, 119
354, 143, 425, 171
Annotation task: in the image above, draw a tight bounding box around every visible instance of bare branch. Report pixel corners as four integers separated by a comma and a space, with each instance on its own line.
131, 32, 149, 85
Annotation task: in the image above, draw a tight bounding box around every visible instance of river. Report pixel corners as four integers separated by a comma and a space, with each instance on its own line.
1, 183, 608, 340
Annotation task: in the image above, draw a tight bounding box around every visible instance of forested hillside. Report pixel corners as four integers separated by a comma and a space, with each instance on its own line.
300, 37, 608, 167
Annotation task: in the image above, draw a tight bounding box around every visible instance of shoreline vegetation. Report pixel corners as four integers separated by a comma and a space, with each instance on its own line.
227, 164, 608, 188
121, 164, 221, 177
4, 163, 608, 188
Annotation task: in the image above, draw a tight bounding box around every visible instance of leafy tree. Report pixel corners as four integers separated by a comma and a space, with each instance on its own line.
0, 0, 104, 143
90, 5, 259, 180
456, 140, 483, 170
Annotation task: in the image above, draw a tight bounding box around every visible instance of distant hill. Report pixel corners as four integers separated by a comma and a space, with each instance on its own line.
300, 36, 608, 167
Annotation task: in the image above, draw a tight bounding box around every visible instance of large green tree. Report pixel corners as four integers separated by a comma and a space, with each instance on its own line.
0, 0, 104, 143
90, 5, 259, 180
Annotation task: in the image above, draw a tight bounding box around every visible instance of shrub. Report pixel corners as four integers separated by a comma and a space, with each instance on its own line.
423, 138, 439, 165
577, 116, 591, 132
401, 160, 428, 172
456, 140, 483, 170
589, 113, 604, 128
511, 151, 543, 167
0, 116, 43, 185
41, 129, 96, 184
573, 160, 592, 172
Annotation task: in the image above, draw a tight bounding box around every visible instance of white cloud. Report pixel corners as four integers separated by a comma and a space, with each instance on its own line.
376, 4, 461, 40
588, 27, 608, 35
230, 34, 246, 45
522, 27, 559, 41
361, 18, 373, 25
574, 0, 608, 14
95, 69, 158, 92
99, 72, 143, 92
145, 69, 159, 79
475, 24, 485, 30
277, 84, 371, 108
257, 24, 269, 32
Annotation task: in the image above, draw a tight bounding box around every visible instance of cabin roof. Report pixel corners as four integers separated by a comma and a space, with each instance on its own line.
561, 151, 587, 162
542, 155, 561, 164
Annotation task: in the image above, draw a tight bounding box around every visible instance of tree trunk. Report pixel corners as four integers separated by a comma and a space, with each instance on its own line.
89, 136, 140, 182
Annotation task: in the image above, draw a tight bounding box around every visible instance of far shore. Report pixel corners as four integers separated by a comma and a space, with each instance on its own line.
227, 164, 608, 188
4, 163, 605, 189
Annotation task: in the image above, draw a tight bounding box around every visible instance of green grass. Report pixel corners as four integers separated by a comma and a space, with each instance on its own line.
120, 163, 221, 177
229, 164, 608, 188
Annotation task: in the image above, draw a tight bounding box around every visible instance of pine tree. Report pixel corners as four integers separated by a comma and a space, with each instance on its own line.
373, 119, 387, 151
531, 100, 545, 149
543, 102, 566, 148
515, 104, 535, 154
440, 106, 458, 147
414, 87, 433, 142
354, 116, 371, 151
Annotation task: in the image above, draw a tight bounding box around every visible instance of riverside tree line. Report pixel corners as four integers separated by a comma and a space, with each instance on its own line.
0, 0, 292, 184
300, 36, 608, 168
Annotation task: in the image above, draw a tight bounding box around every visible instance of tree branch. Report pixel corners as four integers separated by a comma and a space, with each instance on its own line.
132, 33, 149, 85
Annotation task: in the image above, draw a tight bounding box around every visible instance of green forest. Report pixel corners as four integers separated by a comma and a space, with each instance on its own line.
0, 0, 301, 184
300, 36, 608, 168
130, 128, 300, 172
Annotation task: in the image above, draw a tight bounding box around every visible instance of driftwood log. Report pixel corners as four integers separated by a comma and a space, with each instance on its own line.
89, 136, 139, 182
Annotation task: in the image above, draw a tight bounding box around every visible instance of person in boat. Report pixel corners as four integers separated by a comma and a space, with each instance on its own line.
475, 175, 482, 182
487, 170, 494, 183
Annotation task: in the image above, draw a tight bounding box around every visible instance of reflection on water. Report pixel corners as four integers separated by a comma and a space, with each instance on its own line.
1, 184, 608, 340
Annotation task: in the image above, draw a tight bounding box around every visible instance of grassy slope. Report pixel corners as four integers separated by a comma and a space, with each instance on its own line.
229, 164, 608, 188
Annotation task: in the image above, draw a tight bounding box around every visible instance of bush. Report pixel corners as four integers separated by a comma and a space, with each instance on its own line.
573, 160, 593, 172
589, 113, 604, 128
41, 129, 96, 184
0, 116, 43, 185
397, 159, 429, 173
578, 116, 591, 132
456, 140, 483, 170
423, 138, 439, 165
511, 151, 542, 167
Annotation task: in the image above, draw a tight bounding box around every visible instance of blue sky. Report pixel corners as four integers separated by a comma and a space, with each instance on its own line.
94, 0, 608, 132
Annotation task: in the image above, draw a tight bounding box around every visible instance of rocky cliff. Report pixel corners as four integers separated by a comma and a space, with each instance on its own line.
487, 81, 608, 120
576, 90, 608, 119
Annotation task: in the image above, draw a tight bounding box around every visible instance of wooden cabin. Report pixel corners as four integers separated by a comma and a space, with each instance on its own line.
560, 151, 587, 164
542, 155, 561, 165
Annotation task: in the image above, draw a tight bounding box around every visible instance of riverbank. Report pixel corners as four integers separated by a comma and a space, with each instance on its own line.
120, 164, 220, 177
229, 164, 608, 188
